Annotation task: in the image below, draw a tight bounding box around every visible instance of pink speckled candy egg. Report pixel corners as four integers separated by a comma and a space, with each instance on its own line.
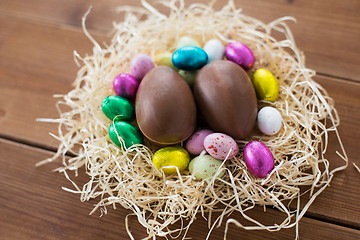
204, 133, 239, 160
186, 129, 214, 155
225, 42, 254, 71
113, 73, 139, 99
129, 53, 155, 82
243, 141, 274, 178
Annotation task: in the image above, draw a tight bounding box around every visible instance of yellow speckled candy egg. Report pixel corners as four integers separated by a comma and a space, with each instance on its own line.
152, 146, 190, 174
175, 36, 200, 49
154, 52, 178, 70
251, 68, 279, 102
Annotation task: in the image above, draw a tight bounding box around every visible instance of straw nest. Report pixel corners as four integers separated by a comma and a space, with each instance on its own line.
38, 0, 348, 239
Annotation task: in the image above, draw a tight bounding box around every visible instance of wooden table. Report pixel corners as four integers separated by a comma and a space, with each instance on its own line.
1, 0, 359, 239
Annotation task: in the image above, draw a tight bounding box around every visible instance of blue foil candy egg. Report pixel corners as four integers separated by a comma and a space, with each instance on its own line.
172, 46, 208, 71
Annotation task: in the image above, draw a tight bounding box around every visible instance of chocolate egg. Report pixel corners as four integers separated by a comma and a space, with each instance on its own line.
194, 60, 257, 139
135, 66, 197, 145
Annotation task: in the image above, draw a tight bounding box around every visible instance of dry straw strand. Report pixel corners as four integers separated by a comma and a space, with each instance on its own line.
38, 0, 348, 239
353, 163, 360, 173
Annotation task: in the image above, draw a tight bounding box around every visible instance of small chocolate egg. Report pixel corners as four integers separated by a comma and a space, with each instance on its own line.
113, 73, 139, 99
175, 36, 200, 49
186, 129, 214, 155
189, 154, 224, 180
251, 68, 279, 102
204, 133, 239, 160
257, 107, 283, 135
152, 146, 190, 174
243, 141, 274, 178
225, 42, 254, 71
109, 120, 143, 149
101, 95, 135, 121
194, 60, 257, 139
172, 46, 208, 71
135, 66, 197, 145
129, 53, 155, 82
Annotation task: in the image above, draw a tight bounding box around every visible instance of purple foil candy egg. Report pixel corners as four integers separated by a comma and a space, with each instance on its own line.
244, 141, 274, 178
113, 73, 139, 99
186, 129, 214, 155
129, 54, 155, 82
225, 42, 255, 71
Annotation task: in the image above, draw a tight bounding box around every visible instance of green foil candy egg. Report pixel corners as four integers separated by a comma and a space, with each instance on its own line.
101, 95, 135, 121
109, 120, 143, 148
251, 68, 279, 102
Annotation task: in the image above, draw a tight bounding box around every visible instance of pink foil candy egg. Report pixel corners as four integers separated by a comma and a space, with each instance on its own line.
244, 141, 274, 178
186, 129, 214, 155
129, 53, 155, 82
225, 42, 255, 71
113, 73, 139, 99
204, 133, 239, 160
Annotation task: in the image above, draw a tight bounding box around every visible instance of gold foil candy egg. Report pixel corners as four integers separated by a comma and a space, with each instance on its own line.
251, 68, 279, 102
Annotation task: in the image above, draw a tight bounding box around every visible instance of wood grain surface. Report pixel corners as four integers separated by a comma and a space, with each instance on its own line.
1, 138, 359, 240
1, 0, 359, 80
0, 0, 359, 239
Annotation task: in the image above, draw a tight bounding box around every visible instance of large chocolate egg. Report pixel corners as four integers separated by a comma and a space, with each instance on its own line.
136, 66, 197, 145
194, 60, 257, 139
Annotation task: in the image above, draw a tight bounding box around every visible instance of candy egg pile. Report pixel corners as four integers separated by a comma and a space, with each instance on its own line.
101, 36, 284, 179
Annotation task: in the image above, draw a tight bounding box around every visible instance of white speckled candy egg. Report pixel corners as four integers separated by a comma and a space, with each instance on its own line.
257, 107, 283, 135
129, 53, 155, 82
203, 39, 225, 63
204, 133, 239, 160
186, 129, 214, 155
189, 154, 225, 180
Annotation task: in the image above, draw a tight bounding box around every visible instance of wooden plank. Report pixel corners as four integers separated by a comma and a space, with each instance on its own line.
235, 0, 360, 82
1, 138, 359, 239
0, 15, 108, 150
0, 0, 125, 34
0, 0, 359, 81
0, 138, 144, 240
302, 76, 360, 228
